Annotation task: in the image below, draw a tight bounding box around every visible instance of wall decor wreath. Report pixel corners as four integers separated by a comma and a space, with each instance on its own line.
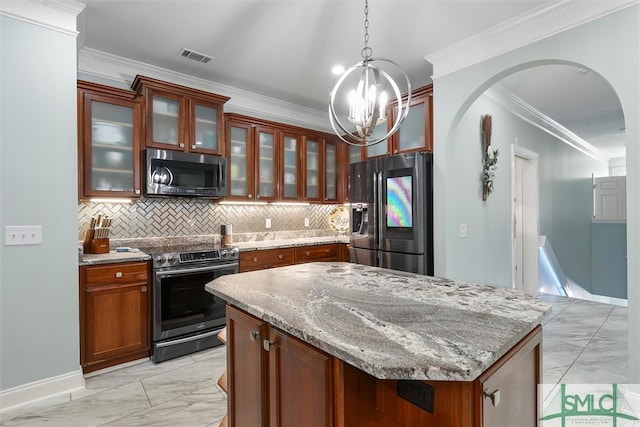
481, 114, 498, 201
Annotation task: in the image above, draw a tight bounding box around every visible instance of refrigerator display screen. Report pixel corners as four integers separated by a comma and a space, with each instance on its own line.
386, 176, 413, 228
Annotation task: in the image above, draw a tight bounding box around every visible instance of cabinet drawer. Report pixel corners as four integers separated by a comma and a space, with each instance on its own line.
82, 262, 148, 286
294, 244, 339, 263
240, 248, 295, 272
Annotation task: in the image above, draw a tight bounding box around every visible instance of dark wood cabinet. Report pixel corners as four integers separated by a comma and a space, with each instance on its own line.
132, 75, 229, 155
77, 80, 143, 199
80, 261, 150, 373
225, 113, 349, 204
239, 244, 348, 272
239, 248, 295, 272
227, 304, 268, 427
294, 244, 340, 263
226, 303, 542, 427
226, 305, 333, 427
359, 84, 433, 159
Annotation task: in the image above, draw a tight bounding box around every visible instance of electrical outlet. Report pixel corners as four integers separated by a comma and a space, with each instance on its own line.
304, 218, 309, 227
265, 218, 272, 229
459, 224, 468, 238
5, 225, 42, 245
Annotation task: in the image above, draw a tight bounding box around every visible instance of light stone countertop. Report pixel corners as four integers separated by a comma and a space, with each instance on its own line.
206, 262, 551, 382
79, 250, 151, 266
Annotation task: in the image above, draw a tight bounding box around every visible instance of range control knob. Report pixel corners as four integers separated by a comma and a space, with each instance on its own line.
167, 255, 178, 265
230, 248, 239, 258
220, 249, 228, 258
156, 255, 166, 266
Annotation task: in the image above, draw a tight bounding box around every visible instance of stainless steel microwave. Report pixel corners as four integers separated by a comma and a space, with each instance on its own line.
146, 148, 227, 198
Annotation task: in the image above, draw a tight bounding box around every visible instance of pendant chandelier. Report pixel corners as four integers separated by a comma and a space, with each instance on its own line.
328, 0, 411, 147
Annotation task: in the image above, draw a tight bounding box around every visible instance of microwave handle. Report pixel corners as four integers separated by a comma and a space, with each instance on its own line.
219, 162, 226, 187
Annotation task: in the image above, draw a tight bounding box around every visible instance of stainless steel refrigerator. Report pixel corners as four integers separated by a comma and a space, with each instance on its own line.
349, 152, 433, 275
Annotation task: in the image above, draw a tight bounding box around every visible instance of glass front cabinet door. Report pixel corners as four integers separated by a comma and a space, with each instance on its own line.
132, 75, 229, 155
78, 81, 142, 199
324, 139, 339, 203
255, 126, 277, 202
226, 120, 254, 200
281, 132, 300, 201
304, 137, 321, 202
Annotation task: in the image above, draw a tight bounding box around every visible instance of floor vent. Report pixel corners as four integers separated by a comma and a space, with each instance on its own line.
178, 48, 213, 64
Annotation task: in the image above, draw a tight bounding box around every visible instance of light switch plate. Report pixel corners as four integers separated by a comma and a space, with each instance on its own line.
459, 224, 468, 238
265, 218, 272, 229
304, 218, 309, 227
5, 225, 42, 245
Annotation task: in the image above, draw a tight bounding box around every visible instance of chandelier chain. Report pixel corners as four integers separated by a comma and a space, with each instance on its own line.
361, 0, 372, 60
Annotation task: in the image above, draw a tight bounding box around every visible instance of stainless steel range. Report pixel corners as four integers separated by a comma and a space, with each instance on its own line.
143, 244, 239, 363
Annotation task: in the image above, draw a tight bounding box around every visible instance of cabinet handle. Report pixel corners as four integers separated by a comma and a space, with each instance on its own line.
179, 143, 185, 148
263, 339, 274, 351
484, 389, 501, 407
325, 249, 330, 253
256, 194, 261, 199
394, 149, 399, 154
278, 254, 284, 260
248, 194, 253, 199
192, 145, 196, 149
250, 330, 260, 341
115, 272, 123, 278
135, 189, 141, 195
305, 251, 310, 256
141, 286, 147, 292
252, 257, 258, 262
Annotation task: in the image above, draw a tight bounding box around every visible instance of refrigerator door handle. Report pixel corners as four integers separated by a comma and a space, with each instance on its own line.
375, 171, 384, 252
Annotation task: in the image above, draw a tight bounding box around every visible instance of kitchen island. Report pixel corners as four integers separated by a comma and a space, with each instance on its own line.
206, 262, 551, 427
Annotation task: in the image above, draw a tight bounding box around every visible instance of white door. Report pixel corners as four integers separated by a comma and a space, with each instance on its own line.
512, 147, 539, 297
514, 156, 525, 291
594, 176, 626, 221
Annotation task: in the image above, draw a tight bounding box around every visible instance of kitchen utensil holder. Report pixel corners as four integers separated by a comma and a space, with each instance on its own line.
83, 230, 110, 254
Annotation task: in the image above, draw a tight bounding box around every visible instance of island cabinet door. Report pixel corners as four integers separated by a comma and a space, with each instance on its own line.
474, 325, 542, 427
227, 305, 269, 427
267, 327, 334, 427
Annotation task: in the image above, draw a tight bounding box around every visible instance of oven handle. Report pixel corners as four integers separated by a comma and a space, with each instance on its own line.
155, 263, 239, 278
155, 328, 222, 348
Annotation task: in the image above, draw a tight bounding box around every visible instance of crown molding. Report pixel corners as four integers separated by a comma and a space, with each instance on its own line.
0, 0, 85, 36
77, 48, 332, 133
483, 85, 608, 164
425, 0, 639, 79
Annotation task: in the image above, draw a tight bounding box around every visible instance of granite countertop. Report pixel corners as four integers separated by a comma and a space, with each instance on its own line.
234, 235, 349, 252
206, 262, 551, 382
79, 250, 151, 266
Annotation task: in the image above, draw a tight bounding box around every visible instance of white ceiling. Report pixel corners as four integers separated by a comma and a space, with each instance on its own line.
77, 0, 626, 159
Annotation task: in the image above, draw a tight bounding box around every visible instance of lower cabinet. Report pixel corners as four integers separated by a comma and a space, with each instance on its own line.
80, 261, 150, 373
239, 243, 349, 272
226, 305, 333, 427
226, 304, 542, 427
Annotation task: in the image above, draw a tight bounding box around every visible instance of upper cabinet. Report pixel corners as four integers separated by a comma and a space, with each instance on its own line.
226, 114, 348, 204
77, 80, 143, 199
363, 84, 433, 159
281, 131, 301, 201
131, 75, 229, 155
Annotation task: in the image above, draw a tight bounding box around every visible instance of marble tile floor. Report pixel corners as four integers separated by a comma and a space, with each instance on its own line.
0, 294, 628, 426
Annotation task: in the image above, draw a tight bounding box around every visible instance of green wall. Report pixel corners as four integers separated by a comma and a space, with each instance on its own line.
432, 6, 639, 380
0, 16, 80, 390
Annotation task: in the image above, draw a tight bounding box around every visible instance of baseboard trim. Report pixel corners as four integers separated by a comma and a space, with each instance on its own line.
0, 370, 85, 413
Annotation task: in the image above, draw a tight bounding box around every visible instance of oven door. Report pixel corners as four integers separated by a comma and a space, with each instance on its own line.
153, 262, 237, 342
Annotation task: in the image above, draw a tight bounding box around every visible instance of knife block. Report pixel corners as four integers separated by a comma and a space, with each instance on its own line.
83, 230, 110, 254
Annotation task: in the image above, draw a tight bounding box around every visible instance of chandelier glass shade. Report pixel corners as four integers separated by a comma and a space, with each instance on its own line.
328, 1, 411, 147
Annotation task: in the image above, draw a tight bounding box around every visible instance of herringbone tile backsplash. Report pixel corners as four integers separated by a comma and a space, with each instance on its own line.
78, 199, 342, 241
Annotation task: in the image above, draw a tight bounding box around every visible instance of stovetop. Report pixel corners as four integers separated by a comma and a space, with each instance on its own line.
136, 243, 239, 268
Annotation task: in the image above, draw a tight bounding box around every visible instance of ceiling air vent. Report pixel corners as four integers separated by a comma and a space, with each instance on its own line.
178, 48, 214, 64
